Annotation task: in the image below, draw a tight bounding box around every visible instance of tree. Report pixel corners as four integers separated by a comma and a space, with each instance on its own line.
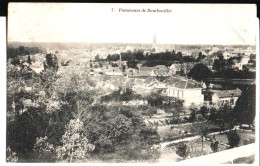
210, 139, 219, 153
176, 143, 189, 159
95, 55, 100, 61
217, 105, 234, 132
200, 106, 208, 119
33, 136, 55, 162
27, 55, 32, 65
6, 147, 18, 163
226, 130, 240, 148
233, 86, 255, 127
187, 63, 213, 81
191, 122, 209, 153
189, 104, 198, 122
44, 53, 59, 72
81, 105, 161, 161
56, 119, 95, 162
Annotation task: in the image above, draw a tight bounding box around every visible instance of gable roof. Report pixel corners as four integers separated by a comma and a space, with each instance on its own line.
152, 69, 170, 76
144, 77, 160, 84
170, 64, 182, 69
135, 79, 144, 85
139, 70, 152, 76
155, 65, 167, 69
164, 76, 202, 89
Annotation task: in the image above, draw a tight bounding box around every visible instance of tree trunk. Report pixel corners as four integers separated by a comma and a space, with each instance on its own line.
201, 136, 204, 153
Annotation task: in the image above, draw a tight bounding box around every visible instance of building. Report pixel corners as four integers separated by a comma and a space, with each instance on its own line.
138, 67, 155, 76
203, 88, 242, 107
169, 62, 197, 75
105, 68, 123, 76
233, 56, 250, 70
152, 69, 170, 76
152, 34, 157, 52
169, 64, 182, 75
164, 76, 204, 106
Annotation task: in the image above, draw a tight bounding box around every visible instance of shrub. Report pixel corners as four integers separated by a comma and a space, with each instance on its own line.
6, 147, 18, 163
243, 138, 255, 145
176, 143, 189, 159
33, 136, 56, 162
226, 130, 240, 148
210, 141, 219, 152
56, 119, 95, 162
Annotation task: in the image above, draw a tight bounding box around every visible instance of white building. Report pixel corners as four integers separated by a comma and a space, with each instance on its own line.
164, 76, 204, 107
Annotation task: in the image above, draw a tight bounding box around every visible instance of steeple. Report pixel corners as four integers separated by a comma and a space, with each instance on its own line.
153, 33, 157, 52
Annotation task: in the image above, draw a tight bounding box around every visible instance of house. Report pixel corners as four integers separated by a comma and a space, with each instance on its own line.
152, 69, 170, 76
223, 52, 231, 60
169, 62, 197, 75
154, 65, 168, 70
143, 77, 160, 90
233, 56, 250, 70
204, 88, 242, 107
169, 64, 182, 75
164, 76, 204, 106
105, 68, 123, 76
138, 67, 155, 76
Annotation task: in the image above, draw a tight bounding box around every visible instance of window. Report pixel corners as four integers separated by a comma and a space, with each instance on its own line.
230, 98, 234, 105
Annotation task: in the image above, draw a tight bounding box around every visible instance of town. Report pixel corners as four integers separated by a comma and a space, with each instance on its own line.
7, 34, 256, 163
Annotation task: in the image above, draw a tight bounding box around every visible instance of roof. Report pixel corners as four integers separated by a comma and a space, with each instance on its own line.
164, 76, 202, 89
155, 65, 167, 69
135, 79, 144, 85
214, 89, 242, 98
144, 77, 160, 84
139, 70, 152, 76
139, 67, 156, 71
170, 64, 182, 69
152, 69, 170, 76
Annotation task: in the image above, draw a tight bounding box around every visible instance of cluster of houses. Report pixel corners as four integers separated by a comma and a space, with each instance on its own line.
87, 62, 199, 77
92, 73, 242, 108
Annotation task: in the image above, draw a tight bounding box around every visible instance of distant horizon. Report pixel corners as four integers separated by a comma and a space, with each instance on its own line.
7, 41, 256, 47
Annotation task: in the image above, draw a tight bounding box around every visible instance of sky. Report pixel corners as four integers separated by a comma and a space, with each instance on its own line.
8, 3, 258, 45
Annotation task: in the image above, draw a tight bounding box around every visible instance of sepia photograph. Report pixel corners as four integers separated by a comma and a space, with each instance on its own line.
6, 3, 258, 164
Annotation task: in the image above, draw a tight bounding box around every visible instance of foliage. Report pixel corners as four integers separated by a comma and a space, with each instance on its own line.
33, 136, 56, 162
187, 63, 213, 81
176, 143, 189, 159
6, 147, 18, 163
56, 119, 95, 162
43, 53, 59, 72
213, 67, 255, 79
101, 87, 141, 103
7, 46, 41, 59
226, 130, 241, 148
200, 106, 208, 119
209, 105, 234, 133
81, 105, 160, 161
233, 85, 255, 126
210, 140, 219, 152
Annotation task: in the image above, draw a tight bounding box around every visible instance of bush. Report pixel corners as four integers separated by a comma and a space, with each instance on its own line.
226, 130, 240, 148
56, 119, 95, 162
33, 136, 56, 162
176, 143, 189, 159
210, 141, 219, 153
6, 147, 18, 163
243, 138, 255, 145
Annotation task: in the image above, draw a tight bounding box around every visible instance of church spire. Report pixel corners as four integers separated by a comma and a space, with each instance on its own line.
153, 33, 157, 52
